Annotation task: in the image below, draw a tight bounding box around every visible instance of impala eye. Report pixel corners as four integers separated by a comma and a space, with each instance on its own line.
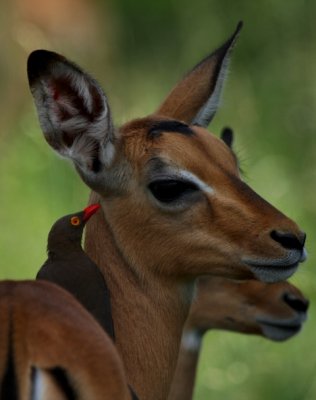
148, 180, 198, 203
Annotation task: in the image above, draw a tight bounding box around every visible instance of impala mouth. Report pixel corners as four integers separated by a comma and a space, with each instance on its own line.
256, 316, 306, 341
243, 248, 306, 283
247, 263, 299, 283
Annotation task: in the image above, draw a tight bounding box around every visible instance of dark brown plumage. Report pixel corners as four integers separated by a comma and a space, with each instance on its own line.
36, 204, 115, 340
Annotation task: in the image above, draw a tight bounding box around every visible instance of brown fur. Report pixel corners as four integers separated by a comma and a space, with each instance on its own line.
168, 279, 307, 400
27, 28, 306, 400
84, 116, 304, 400
186, 278, 307, 334
85, 196, 189, 400
0, 280, 132, 400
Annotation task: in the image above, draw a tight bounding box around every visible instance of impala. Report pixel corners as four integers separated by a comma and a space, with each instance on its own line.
168, 277, 309, 400
28, 22, 307, 400
0, 280, 132, 400
0, 280, 307, 399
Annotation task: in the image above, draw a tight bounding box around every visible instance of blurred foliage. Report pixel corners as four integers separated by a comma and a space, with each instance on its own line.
0, 0, 315, 399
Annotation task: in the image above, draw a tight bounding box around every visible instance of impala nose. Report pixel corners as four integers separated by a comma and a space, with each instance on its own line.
270, 230, 306, 251
283, 292, 309, 314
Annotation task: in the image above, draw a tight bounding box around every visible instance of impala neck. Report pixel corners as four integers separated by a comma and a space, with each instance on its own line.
167, 330, 203, 400
84, 192, 194, 400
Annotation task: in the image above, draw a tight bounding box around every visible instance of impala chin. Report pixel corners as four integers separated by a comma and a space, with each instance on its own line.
243, 248, 307, 283
256, 315, 306, 341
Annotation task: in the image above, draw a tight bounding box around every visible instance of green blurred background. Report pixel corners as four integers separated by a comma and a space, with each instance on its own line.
0, 0, 315, 399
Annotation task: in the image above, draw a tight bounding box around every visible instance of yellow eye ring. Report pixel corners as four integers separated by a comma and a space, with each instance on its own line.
70, 216, 81, 226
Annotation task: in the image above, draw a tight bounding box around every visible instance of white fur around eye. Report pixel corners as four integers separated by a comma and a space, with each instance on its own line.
177, 170, 215, 195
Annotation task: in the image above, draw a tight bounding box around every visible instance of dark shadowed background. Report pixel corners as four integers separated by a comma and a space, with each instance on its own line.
0, 1, 315, 399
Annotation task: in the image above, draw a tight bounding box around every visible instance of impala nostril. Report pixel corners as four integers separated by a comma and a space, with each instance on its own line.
283, 293, 309, 313
270, 230, 304, 251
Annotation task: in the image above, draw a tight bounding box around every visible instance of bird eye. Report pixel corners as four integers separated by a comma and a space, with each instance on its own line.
148, 180, 198, 203
70, 216, 81, 226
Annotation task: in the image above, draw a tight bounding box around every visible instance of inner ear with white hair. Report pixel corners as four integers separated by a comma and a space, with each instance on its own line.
27, 50, 120, 193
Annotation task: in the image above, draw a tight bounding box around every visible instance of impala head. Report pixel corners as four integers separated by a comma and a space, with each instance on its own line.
185, 277, 309, 342
27, 22, 306, 283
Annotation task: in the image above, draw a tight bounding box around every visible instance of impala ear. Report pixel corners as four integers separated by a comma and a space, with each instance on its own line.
156, 22, 242, 127
27, 50, 118, 190
221, 127, 234, 148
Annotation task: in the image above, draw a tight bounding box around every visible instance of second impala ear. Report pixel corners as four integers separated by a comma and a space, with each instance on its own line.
27, 50, 116, 178
221, 127, 234, 148
156, 22, 243, 127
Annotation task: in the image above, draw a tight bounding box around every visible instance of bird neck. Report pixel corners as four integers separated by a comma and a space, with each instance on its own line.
47, 238, 84, 260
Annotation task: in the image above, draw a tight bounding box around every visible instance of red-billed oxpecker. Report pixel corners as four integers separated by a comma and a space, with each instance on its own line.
36, 204, 115, 340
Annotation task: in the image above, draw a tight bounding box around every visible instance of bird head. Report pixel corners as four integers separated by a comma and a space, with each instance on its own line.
70, 204, 101, 227
47, 204, 101, 251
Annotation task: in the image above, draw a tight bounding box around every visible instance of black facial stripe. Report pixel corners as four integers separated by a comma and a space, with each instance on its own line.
148, 120, 194, 138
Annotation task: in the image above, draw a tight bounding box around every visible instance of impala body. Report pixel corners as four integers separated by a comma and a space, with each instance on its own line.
27, 23, 307, 400
0, 281, 132, 400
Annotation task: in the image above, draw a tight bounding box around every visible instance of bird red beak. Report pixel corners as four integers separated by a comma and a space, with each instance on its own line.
83, 204, 101, 222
